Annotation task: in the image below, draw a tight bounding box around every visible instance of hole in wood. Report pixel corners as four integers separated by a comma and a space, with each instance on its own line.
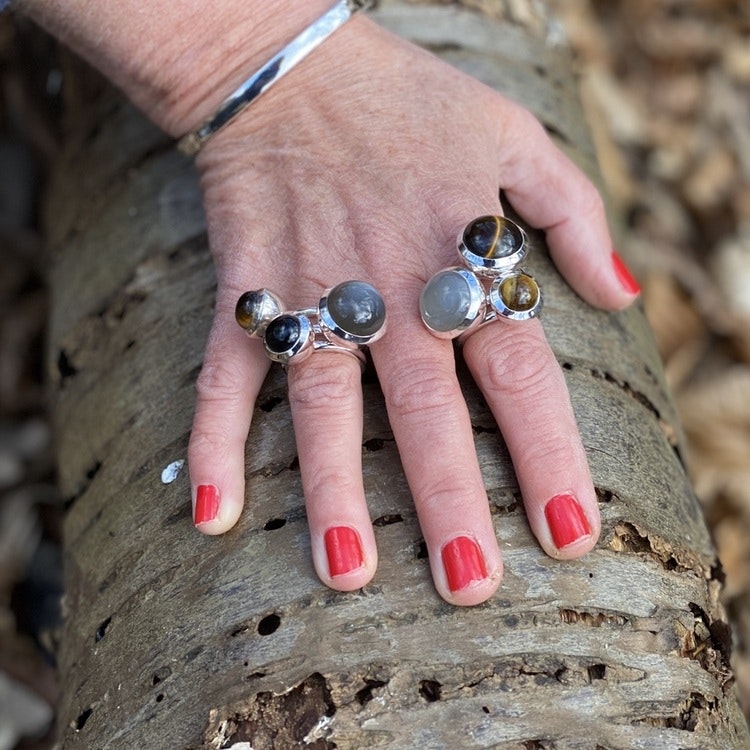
258, 395, 284, 412
57, 348, 78, 379
363, 437, 385, 452
86, 461, 102, 481
419, 679, 442, 702
185, 645, 203, 662
95, 615, 112, 643
152, 666, 172, 685
263, 517, 287, 531
257, 613, 281, 636
75, 707, 93, 731
355, 678, 388, 705
208, 673, 335, 747
372, 513, 403, 527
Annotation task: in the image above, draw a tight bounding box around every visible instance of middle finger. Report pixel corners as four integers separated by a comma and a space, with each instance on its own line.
372, 296, 504, 607
288, 352, 378, 592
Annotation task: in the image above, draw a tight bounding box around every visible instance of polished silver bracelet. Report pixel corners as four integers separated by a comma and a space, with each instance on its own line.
177, 0, 371, 156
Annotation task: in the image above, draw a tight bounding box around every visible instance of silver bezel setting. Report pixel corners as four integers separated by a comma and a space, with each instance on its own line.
419, 267, 486, 340
242, 280, 386, 368
318, 282, 387, 347
488, 271, 543, 321
458, 219, 529, 276
263, 314, 314, 364
421, 215, 544, 343
237, 288, 285, 337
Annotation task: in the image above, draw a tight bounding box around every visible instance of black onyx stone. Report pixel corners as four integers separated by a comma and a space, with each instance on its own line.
463, 216, 523, 259
264, 315, 302, 353
327, 281, 385, 338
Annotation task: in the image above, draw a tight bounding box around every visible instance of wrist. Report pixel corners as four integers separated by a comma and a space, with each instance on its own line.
18, 0, 334, 135
177, 0, 370, 155
148, 0, 338, 136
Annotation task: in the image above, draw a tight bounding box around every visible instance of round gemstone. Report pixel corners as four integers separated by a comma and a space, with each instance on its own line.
264, 314, 302, 353
327, 280, 385, 338
235, 289, 282, 335
463, 216, 524, 259
235, 290, 265, 331
420, 270, 473, 332
499, 273, 539, 311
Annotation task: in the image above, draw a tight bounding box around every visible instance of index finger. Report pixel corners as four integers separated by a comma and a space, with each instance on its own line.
496, 103, 640, 310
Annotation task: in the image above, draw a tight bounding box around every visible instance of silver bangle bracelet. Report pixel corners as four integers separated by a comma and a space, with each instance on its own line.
177, 0, 371, 156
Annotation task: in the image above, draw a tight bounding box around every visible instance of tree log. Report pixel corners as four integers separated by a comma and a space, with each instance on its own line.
45, 1, 749, 747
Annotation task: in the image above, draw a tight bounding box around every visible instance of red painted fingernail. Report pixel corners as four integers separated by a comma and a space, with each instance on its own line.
325, 527, 364, 577
194, 484, 220, 525
441, 536, 488, 592
611, 251, 640, 295
544, 493, 591, 548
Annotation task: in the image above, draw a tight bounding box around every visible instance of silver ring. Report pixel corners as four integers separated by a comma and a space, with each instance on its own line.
458, 215, 529, 275
420, 216, 542, 340
236, 280, 386, 365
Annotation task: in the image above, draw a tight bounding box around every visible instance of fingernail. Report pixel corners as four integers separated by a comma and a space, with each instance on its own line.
325, 526, 364, 577
544, 493, 591, 548
441, 536, 488, 592
194, 484, 220, 525
611, 251, 640, 295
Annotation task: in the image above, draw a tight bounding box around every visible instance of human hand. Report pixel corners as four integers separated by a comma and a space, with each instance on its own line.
186, 17, 640, 606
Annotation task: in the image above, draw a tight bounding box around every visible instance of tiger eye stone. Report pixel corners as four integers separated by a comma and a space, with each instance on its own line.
463, 216, 524, 259
420, 270, 473, 332
264, 315, 302, 353
499, 273, 539, 311
235, 291, 264, 331
236, 289, 283, 336
327, 280, 385, 338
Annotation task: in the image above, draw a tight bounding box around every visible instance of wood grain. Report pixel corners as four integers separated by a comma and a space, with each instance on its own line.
46, 1, 749, 747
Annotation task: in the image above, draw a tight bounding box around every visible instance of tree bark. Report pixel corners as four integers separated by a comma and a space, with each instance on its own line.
46, 1, 749, 748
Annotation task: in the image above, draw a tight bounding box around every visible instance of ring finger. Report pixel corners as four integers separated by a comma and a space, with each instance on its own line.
287, 349, 378, 592
462, 318, 600, 558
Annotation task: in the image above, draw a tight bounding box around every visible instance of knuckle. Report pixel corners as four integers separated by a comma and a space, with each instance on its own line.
386, 364, 458, 421
188, 423, 233, 464
472, 329, 553, 400
516, 433, 576, 477
304, 464, 359, 500
505, 105, 547, 149
289, 360, 359, 413
195, 359, 246, 409
417, 480, 484, 516
575, 180, 607, 224
515, 105, 544, 134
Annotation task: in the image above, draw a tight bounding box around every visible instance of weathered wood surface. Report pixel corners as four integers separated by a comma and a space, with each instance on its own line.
46, 1, 749, 747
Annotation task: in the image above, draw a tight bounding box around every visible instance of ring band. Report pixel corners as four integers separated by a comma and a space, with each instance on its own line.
420, 215, 542, 340
236, 280, 386, 365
